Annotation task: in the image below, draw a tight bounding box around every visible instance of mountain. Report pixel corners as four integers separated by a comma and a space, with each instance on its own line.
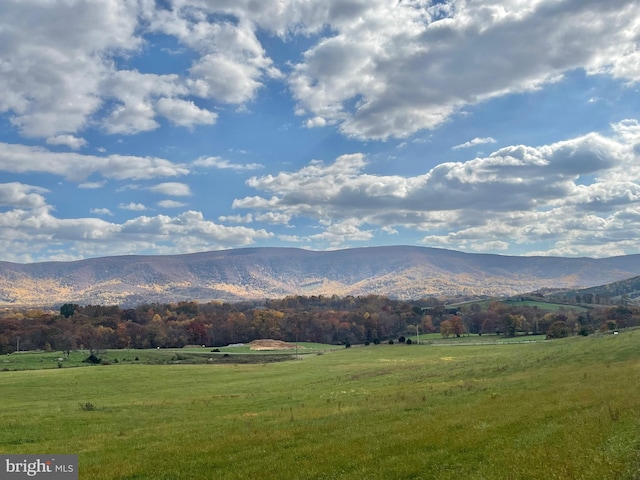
2, 246, 640, 306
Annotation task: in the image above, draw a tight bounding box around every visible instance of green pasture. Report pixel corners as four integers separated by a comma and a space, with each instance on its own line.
1, 333, 639, 479
0, 342, 338, 371
449, 298, 588, 312
415, 333, 547, 344
500, 299, 589, 312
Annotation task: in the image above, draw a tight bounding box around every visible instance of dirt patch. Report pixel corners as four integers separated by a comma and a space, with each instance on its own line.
249, 339, 299, 351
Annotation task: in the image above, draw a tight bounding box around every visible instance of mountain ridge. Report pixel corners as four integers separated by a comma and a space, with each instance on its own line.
2, 246, 640, 306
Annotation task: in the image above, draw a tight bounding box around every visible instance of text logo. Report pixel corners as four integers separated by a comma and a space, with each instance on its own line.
1, 455, 77, 480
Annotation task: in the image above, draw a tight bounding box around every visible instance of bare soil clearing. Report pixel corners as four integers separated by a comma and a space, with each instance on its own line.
249, 339, 299, 350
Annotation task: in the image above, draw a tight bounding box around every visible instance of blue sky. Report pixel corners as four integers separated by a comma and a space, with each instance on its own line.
1, 0, 640, 262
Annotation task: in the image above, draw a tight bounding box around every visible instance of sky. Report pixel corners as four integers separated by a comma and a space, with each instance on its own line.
1, 0, 640, 263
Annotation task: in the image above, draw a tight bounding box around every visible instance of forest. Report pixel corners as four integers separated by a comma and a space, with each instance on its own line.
1, 294, 639, 354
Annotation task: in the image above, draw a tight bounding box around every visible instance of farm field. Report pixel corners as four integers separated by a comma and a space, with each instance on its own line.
0, 342, 339, 371
448, 298, 590, 312
1, 333, 639, 479
416, 333, 547, 344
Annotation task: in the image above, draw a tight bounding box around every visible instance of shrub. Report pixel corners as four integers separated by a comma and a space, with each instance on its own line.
373, 338, 380, 345
398, 336, 406, 343
345, 342, 351, 348
211, 348, 220, 352
546, 321, 570, 339
388, 339, 394, 345
406, 338, 412, 345
364, 341, 370, 346
83, 354, 101, 364
134, 356, 139, 361
579, 325, 594, 336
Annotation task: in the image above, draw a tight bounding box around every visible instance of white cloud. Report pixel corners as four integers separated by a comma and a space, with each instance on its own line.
158, 200, 187, 208
118, 202, 148, 211
0, 143, 188, 182
2, 1, 639, 142
305, 116, 327, 128
0, 183, 48, 208
0, 1, 279, 139
148, 11, 281, 104
219, 214, 253, 223
0, 0, 141, 138
118, 210, 273, 249
156, 97, 217, 128
45, 135, 88, 150
453, 137, 497, 150
287, 0, 640, 139
0, 207, 273, 262
90, 208, 113, 216
78, 181, 106, 189
149, 182, 192, 197
309, 219, 374, 246
254, 212, 292, 225
234, 120, 640, 253
192, 156, 264, 171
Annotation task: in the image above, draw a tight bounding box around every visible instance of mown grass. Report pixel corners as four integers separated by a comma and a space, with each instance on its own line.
416, 333, 547, 344
1, 333, 639, 479
0, 342, 337, 371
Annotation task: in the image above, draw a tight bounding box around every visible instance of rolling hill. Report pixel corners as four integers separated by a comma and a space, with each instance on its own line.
553, 275, 640, 305
2, 246, 640, 306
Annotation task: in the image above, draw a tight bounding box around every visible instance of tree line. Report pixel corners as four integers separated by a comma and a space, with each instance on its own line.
0, 295, 638, 354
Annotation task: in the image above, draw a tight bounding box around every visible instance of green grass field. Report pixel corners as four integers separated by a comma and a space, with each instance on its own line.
416, 333, 547, 344
1, 333, 639, 479
449, 298, 589, 312
0, 342, 339, 371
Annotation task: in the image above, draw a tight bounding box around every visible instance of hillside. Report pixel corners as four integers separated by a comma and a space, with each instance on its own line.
553, 275, 640, 305
2, 246, 640, 306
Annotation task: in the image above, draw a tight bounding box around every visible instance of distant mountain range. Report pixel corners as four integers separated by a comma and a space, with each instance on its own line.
2, 246, 640, 306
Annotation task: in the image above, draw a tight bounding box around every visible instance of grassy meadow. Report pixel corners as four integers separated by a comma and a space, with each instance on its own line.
1, 333, 639, 479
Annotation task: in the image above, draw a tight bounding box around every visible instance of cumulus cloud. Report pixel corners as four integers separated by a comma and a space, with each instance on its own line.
118, 211, 273, 251
3, 1, 639, 142
118, 202, 148, 211
0, 1, 277, 139
0, 143, 188, 182
453, 137, 497, 150
0, 183, 48, 208
90, 208, 113, 216
149, 11, 281, 104
149, 182, 192, 197
0, 207, 272, 262
46, 135, 88, 150
192, 156, 264, 171
219, 214, 254, 224
234, 120, 640, 253
308, 219, 374, 246
155, 97, 217, 128
157, 200, 187, 208
0, 0, 141, 137
287, 0, 640, 139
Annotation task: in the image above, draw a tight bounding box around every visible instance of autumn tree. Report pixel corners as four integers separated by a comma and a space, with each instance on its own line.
440, 319, 453, 338
450, 316, 464, 337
